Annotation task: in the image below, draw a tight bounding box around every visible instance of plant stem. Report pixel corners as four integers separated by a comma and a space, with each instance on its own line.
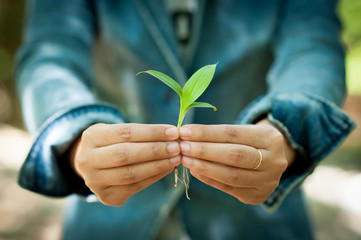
175, 105, 190, 200
174, 108, 182, 188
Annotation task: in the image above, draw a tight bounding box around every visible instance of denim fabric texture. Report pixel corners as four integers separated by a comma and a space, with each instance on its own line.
15, 0, 355, 239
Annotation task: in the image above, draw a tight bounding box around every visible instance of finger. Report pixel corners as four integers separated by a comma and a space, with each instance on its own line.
182, 156, 261, 187
190, 172, 264, 205
179, 124, 271, 147
98, 169, 173, 206
93, 141, 180, 168
96, 157, 181, 186
83, 123, 179, 146
180, 141, 261, 169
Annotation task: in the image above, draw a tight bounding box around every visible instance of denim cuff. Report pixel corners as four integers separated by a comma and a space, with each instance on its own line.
238, 93, 355, 212
18, 104, 125, 197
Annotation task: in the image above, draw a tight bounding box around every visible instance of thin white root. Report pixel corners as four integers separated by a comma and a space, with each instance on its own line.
174, 167, 178, 187
184, 167, 190, 200
174, 167, 191, 200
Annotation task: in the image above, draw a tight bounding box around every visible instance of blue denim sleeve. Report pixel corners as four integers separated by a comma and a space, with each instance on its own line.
238, 0, 356, 212
18, 104, 126, 197
14, 0, 123, 196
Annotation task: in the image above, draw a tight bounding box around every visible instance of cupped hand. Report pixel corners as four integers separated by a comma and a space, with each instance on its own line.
179, 120, 295, 205
69, 123, 181, 206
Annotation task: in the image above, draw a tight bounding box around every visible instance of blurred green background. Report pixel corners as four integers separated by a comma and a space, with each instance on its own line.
0, 1, 360, 239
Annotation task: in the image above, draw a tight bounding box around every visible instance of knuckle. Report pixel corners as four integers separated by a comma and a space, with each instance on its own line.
85, 123, 105, 135
226, 169, 242, 186
228, 174, 238, 185
273, 132, 284, 145
267, 128, 284, 146
82, 123, 106, 145
98, 193, 127, 207
75, 154, 87, 169
81, 129, 94, 143
197, 142, 207, 158
151, 143, 162, 158
225, 126, 238, 142
228, 147, 244, 165
75, 153, 93, 174
196, 125, 207, 139
113, 146, 129, 165
117, 124, 133, 142
120, 166, 136, 184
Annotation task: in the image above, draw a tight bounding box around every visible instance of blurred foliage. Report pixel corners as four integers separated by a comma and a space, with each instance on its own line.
0, 0, 24, 82
339, 0, 361, 50
338, 0, 361, 94
0, 0, 24, 128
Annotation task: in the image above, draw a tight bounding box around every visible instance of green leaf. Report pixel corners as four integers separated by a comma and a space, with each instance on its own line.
137, 70, 183, 97
186, 102, 217, 112
181, 63, 217, 110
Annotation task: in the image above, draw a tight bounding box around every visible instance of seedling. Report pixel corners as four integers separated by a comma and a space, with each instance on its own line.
137, 64, 218, 199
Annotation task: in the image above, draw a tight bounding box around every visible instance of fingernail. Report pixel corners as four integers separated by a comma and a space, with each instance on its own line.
165, 127, 178, 138
170, 156, 180, 164
180, 127, 191, 138
180, 142, 190, 153
182, 156, 193, 165
167, 142, 179, 153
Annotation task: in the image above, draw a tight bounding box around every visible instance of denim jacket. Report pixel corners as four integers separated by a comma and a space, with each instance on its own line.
15, 0, 355, 239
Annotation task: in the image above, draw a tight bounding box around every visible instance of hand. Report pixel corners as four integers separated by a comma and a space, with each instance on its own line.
179, 120, 295, 205
69, 123, 181, 206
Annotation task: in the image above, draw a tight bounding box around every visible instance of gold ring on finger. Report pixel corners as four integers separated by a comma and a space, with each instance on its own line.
252, 149, 263, 170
